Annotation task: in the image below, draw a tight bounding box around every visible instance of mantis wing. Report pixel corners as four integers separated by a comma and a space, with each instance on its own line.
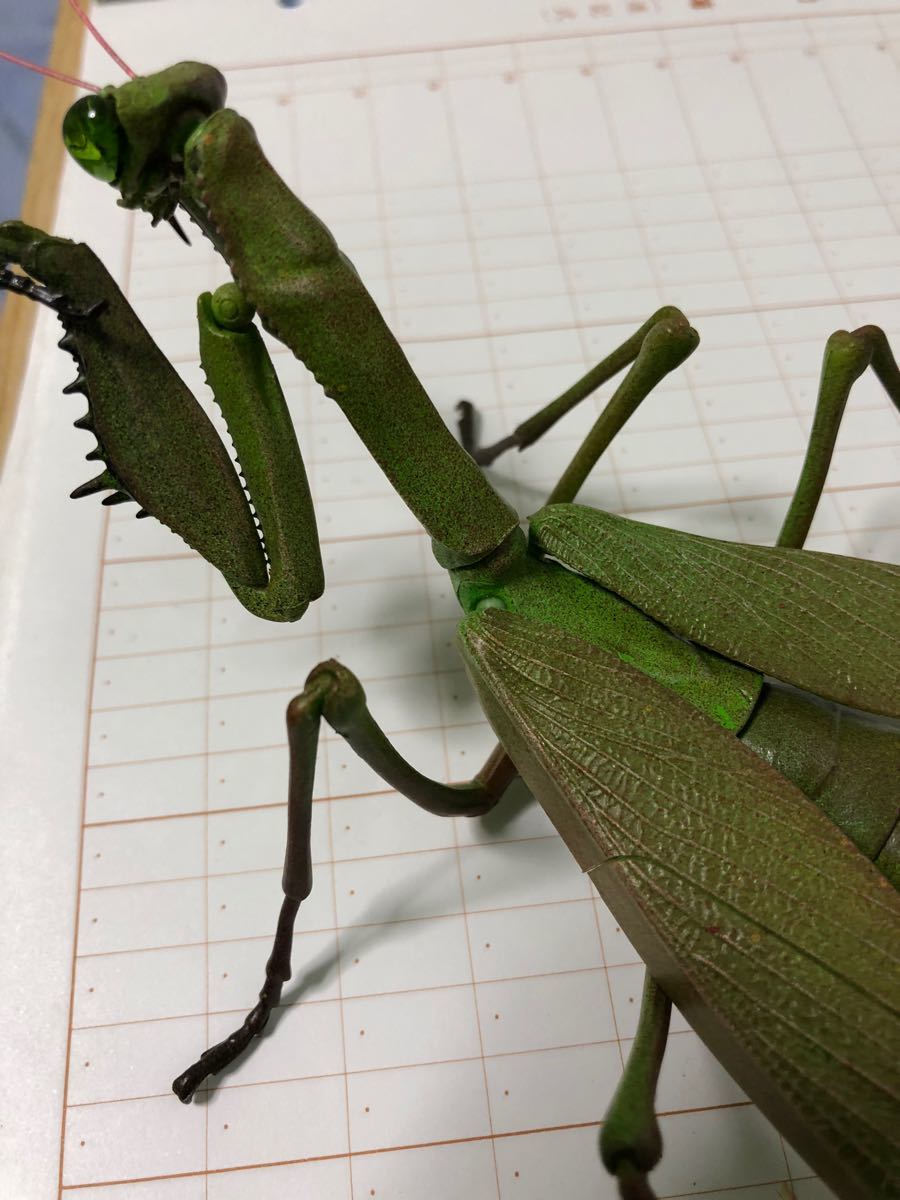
458, 609, 900, 1200
530, 504, 900, 719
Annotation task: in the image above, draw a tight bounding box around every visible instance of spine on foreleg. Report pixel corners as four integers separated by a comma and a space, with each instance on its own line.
184, 111, 517, 564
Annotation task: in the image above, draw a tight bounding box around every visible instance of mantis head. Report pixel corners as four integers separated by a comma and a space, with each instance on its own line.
63, 62, 226, 224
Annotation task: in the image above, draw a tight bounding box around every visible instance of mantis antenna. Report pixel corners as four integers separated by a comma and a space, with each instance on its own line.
64, 0, 135, 79
0, 0, 134, 90
0, 40, 194, 247
0, 26, 199, 245
0, 49, 99, 93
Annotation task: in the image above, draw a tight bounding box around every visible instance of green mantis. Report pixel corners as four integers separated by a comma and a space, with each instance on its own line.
1, 60, 899, 1200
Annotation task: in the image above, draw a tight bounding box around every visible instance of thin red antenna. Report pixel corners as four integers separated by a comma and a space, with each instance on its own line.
0, 48, 100, 92
65, 0, 136, 79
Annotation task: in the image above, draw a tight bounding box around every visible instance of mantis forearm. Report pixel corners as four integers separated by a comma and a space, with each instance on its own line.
182, 109, 518, 566
0, 222, 267, 588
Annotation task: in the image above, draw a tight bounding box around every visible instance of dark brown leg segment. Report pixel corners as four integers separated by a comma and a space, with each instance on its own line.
173, 660, 515, 1101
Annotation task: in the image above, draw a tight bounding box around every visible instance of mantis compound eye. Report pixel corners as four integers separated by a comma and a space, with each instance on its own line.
63, 94, 122, 183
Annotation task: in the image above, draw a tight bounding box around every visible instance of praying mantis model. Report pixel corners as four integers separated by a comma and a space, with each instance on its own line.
1, 53, 899, 1200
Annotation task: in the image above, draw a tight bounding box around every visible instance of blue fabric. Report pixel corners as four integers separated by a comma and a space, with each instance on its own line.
0, 0, 60, 220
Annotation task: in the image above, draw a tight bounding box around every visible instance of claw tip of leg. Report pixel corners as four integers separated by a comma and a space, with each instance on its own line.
172, 1073, 197, 1104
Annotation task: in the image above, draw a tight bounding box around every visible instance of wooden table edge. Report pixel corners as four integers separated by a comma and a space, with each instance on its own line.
0, 0, 88, 471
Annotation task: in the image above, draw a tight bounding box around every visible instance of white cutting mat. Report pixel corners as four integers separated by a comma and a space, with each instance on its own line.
2, 2, 899, 1198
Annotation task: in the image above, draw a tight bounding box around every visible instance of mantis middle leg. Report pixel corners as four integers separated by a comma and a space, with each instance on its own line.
458, 305, 692, 468
461, 313, 900, 522
172, 661, 517, 1102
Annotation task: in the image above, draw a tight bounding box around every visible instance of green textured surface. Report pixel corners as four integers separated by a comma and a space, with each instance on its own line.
742, 682, 900, 862
197, 290, 323, 620
875, 825, 900, 890
108, 62, 226, 222
0, 221, 266, 586
600, 973, 670, 1183
514, 307, 685, 452
5, 64, 897, 1195
182, 108, 518, 564
531, 504, 900, 718
778, 330, 872, 549
548, 314, 698, 506
450, 529, 762, 732
459, 609, 900, 1200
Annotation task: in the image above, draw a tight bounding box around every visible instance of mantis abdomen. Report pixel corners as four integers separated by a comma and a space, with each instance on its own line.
459, 609, 900, 1200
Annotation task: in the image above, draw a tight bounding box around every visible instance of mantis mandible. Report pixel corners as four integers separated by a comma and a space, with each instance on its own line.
1, 46, 899, 1200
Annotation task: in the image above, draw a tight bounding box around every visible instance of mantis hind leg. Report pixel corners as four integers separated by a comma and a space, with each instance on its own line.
583, 321, 900, 1196
600, 975, 671, 1200
778, 325, 900, 549
740, 323, 900, 884
172, 661, 515, 1102
458, 306, 695, 471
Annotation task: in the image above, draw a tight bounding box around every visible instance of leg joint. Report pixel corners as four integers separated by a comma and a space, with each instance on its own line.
304, 659, 367, 735
286, 668, 335, 729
